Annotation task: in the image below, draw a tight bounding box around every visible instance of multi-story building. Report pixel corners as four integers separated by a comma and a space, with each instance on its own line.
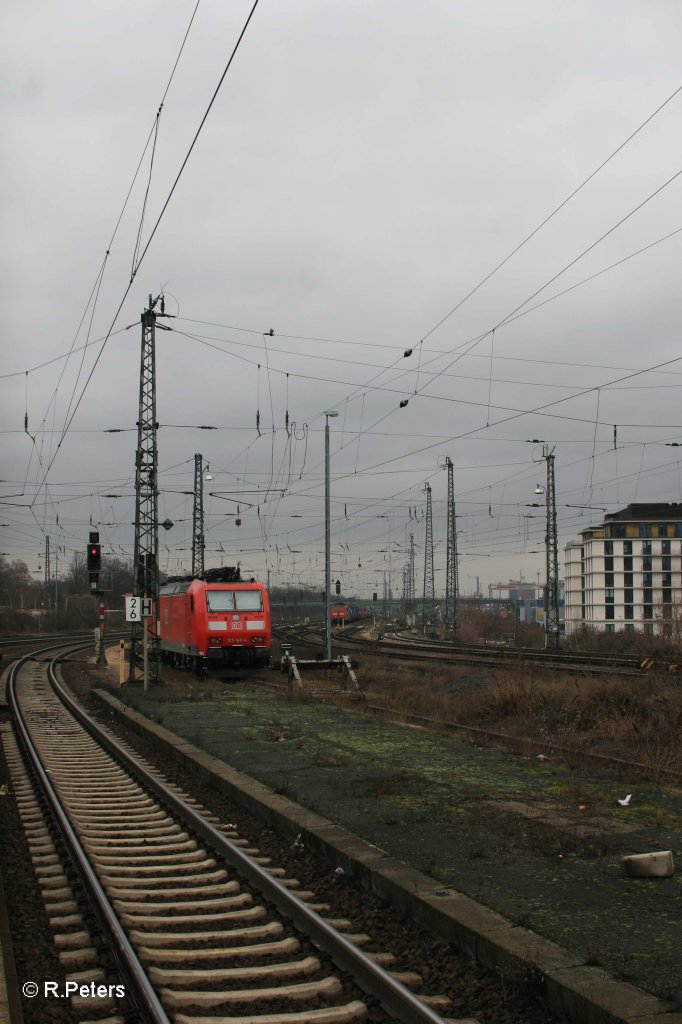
563, 503, 682, 635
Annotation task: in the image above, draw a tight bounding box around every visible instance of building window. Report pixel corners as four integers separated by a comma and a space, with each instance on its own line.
644, 623, 654, 635
605, 606, 615, 620
624, 623, 635, 632
643, 588, 653, 605
624, 572, 633, 588
643, 604, 653, 620
605, 589, 614, 603
624, 556, 633, 573
604, 541, 613, 556
605, 623, 615, 632
605, 572, 614, 588
662, 555, 671, 572
662, 540, 671, 555
605, 557, 614, 574
642, 539, 652, 553
624, 540, 633, 555
624, 589, 633, 605
643, 573, 653, 589
624, 605, 634, 620
662, 588, 672, 605
642, 556, 652, 572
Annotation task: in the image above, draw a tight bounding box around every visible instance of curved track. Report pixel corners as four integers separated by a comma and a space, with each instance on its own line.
4, 642, 452, 1024
276, 622, 678, 676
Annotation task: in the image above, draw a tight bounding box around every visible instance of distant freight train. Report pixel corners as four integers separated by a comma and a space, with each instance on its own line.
330, 603, 371, 626
157, 567, 271, 674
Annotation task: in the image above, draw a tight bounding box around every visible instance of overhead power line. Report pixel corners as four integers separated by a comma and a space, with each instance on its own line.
28, 0, 262, 510
415, 81, 682, 350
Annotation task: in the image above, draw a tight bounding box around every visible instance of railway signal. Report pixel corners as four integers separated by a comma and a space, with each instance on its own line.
87, 533, 101, 572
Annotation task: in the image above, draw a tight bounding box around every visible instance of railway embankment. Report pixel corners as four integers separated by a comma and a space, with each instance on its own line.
82, 665, 681, 1022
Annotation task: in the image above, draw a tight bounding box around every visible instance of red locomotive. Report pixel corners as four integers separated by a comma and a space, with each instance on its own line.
331, 603, 371, 626
158, 567, 271, 674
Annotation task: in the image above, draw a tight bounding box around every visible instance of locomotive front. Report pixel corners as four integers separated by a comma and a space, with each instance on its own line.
201, 580, 271, 669
158, 569, 271, 674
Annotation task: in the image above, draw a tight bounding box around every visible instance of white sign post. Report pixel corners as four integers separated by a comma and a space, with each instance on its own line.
125, 597, 153, 689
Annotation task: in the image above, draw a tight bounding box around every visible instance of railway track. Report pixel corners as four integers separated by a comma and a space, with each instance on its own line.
4, 642, 460, 1024
275, 622, 678, 677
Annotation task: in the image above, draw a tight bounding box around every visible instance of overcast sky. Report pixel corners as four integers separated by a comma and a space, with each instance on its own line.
2, 0, 681, 600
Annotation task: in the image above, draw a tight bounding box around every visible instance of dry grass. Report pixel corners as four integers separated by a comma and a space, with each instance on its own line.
361, 657, 682, 781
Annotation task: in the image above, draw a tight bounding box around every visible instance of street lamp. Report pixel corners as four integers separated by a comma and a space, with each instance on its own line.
324, 410, 339, 660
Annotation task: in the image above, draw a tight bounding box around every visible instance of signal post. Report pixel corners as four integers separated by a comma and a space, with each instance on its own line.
87, 532, 106, 666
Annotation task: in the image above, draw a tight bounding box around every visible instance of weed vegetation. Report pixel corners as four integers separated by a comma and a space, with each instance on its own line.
360, 657, 682, 782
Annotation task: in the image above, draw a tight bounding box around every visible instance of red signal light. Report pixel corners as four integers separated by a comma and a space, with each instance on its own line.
87, 543, 101, 571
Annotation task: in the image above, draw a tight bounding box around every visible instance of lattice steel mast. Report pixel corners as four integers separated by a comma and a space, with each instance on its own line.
192, 453, 205, 578
408, 532, 415, 621
444, 456, 459, 640
544, 445, 560, 648
44, 536, 50, 610
129, 294, 170, 680
422, 483, 435, 632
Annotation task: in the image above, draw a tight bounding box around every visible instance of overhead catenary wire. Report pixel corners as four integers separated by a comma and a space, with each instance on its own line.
26, 0, 262, 511
411, 81, 682, 352
5, 30, 681, 580
5, 221, 679, 386
400, 167, 682, 409
16, 1, 207, 515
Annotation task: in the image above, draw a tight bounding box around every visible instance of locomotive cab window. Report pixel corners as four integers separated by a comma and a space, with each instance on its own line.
206, 590, 234, 612
235, 590, 263, 611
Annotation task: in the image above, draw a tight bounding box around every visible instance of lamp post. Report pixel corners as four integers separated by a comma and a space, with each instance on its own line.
324, 411, 339, 660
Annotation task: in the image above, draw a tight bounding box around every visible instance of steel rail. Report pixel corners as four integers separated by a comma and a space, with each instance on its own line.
7, 643, 172, 1024
48, 659, 449, 1024
282, 624, 668, 676
0, 628, 128, 649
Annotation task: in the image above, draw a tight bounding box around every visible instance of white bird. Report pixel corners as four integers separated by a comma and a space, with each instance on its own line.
618, 794, 632, 807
